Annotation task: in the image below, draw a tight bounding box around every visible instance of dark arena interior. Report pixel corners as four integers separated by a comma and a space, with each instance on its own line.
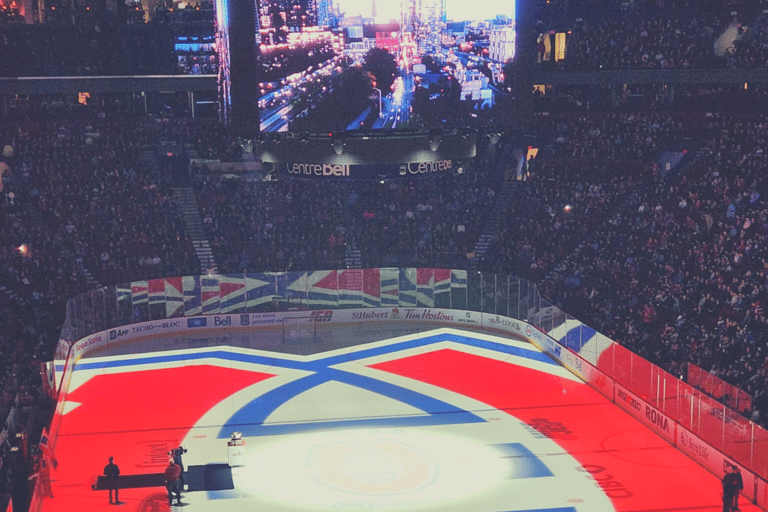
3, 0, 768, 511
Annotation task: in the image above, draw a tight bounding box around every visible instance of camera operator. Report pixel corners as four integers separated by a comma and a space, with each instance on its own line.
169, 447, 187, 491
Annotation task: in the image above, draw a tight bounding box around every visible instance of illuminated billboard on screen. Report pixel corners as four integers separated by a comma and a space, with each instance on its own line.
245, 0, 515, 133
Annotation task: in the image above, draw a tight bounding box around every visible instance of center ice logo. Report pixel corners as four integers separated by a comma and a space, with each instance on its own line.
309, 439, 436, 495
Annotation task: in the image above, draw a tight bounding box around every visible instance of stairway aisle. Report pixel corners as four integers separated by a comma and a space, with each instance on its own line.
172, 187, 218, 274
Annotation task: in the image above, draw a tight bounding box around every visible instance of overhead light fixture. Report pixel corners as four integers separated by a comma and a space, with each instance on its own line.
429, 130, 442, 152
332, 135, 344, 155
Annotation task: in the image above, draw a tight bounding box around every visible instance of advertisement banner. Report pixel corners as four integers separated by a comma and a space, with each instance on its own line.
614, 384, 676, 443
327, 307, 481, 326
281, 160, 456, 180
677, 427, 756, 502
482, 314, 523, 336
580, 362, 614, 401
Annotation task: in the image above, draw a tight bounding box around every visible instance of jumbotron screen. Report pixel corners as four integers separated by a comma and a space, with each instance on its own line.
252, 0, 515, 133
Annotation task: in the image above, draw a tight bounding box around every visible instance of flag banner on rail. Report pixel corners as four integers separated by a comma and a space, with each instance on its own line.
219, 275, 246, 313
164, 277, 184, 318
131, 280, 148, 305
304, 270, 339, 307
416, 268, 435, 307
201, 275, 221, 314
245, 273, 273, 308
399, 268, 417, 306
362, 268, 381, 306
338, 270, 363, 307
380, 268, 399, 305
183, 275, 202, 316
285, 271, 310, 306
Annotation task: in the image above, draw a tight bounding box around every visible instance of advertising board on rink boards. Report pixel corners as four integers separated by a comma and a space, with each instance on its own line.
70, 308, 485, 361
62, 306, 768, 506
758, 476, 768, 509
614, 383, 676, 443
333, 307, 482, 326
677, 427, 756, 502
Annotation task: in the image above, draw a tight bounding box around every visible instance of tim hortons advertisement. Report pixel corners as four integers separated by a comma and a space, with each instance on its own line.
614, 384, 675, 443
677, 427, 756, 502
333, 308, 481, 325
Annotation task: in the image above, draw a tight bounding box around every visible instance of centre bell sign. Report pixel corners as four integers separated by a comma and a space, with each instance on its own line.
282, 160, 453, 180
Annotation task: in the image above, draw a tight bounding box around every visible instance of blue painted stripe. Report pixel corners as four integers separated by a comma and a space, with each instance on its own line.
499, 509, 576, 512
72, 332, 556, 372
492, 443, 554, 479
222, 411, 484, 438
217, 367, 485, 438
71, 350, 293, 371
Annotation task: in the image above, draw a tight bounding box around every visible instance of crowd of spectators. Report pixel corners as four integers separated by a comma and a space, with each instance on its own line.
483, 111, 768, 424
193, 158, 496, 274
0, 21, 178, 77
5, 3, 768, 499
532, 83, 768, 113
534, 0, 768, 71
535, 111, 686, 159
0, 115, 201, 406
0, 114, 210, 506
728, 13, 768, 68
0, 12, 215, 77
549, 14, 733, 70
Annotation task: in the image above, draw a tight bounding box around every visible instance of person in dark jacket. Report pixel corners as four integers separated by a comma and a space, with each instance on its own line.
164, 457, 182, 506
731, 465, 743, 511
722, 466, 738, 512
103, 456, 120, 504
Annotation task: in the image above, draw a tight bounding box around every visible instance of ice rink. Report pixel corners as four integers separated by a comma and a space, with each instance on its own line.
40, 325, 757, 512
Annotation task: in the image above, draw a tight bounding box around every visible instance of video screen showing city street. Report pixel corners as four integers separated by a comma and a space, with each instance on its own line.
255, 0, 515, 133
